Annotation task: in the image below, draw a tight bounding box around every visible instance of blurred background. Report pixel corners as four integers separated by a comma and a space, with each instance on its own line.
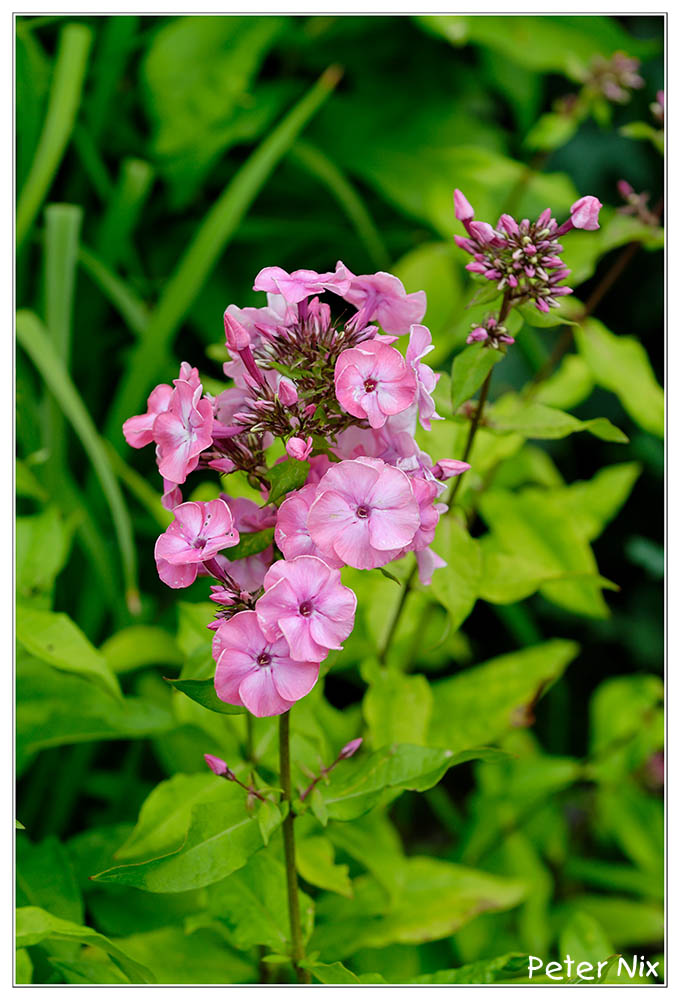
16, 14, 664, 984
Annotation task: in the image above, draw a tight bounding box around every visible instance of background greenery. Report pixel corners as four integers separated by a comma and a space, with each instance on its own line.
16, 14, 664, 985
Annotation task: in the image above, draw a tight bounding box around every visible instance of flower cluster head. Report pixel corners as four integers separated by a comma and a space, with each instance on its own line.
582, 51, 644, 104
125, 260, 469, 716
466, 315, 515, 349
453, 189, 601, 314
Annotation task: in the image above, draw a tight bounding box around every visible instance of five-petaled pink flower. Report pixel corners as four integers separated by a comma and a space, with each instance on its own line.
257, 555, 357, 662
275, 485, 344, 568
335, 340, 416, 429
155, 499, 239, 589
307, 457, 420, 570
343, 270, 427, 335
406, 325, 442, 431
213, 610, 319, 717
253, 262, 352, 303
154, 378, 214, 485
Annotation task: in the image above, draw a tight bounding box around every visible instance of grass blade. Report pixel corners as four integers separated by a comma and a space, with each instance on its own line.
290, 139, 390, 269
16, 23, 92, 246
95, 158, 155, 268
78, 245, 150, 337
44, 204, 82, 489
105, 65, 343, 441
16, 310, 139, 613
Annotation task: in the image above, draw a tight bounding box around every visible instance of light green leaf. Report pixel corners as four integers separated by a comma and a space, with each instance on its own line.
415, 953, 529, 984
17, 836, 83, 924
575, 318, 664, 437
559, 911, 614, 970
93, 785, 274, 892
311, 857, 526, 960
524, 111, 579, 151
309, 961, 386, 984
16, 459, 48, 502
364, 672, 433, 748
430, 516, 482, 629
165, 677, 246, 715
451, 343, 503, 411
533, 354, 594, 410
15, 907, 154, 984
266, 459, 310, 505
551, 462, 641, 541
16, 507, 74, 600
114, 773, 219, 862
297, 836, 353, 897
101, 626, 182, 674
620, 120, 664, 155
517, 303, 579, 328
479, 539, 615, 605
206, 851, 314, 950
109, 926, 254, 985
559, 897, 663, 948
327, 810, 406, 901
16, 948, 33, 985
428, 640, 579, 750
16, 607, 121, 699
490, 398, 627, 443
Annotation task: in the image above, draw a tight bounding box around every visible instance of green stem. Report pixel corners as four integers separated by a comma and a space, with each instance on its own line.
278, 712, 310, 985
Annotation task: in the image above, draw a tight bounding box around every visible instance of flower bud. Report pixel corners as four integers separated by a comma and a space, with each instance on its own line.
453, 188, 475, 221
223, 311, 251, 352
433, 459, 471, 481
338, 737, 363, 760
277, 377, 298, 406
286, 436, 313, 461
569, 195, 602, 231
204, 754, 235, 780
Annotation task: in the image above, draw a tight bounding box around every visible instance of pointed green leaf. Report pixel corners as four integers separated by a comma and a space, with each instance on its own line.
430, 516, 482, 629
165, 676, 246, 715
451, 344, 503, 411
265, 459, 310, 505
223, 527, 274, 560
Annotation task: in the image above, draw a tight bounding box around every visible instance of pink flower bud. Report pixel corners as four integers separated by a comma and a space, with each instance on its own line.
498, 213, 519, 235
304, 403, 317, 417
618, 179, 634, 199
278, 377, 298, 406
204, 754, 235, 779
433, 459, 471, 480
223, 311, 251, 352
466, 327, 488, 344
569, 195, 602, 231
453, 188, 475, 221
468, 221, 497, 244
286, 436, 313, 461
339, 737, 363, 760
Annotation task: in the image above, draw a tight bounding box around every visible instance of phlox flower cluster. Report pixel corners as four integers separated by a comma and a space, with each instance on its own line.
453, 189, 601, 317
124, 262, 468, 717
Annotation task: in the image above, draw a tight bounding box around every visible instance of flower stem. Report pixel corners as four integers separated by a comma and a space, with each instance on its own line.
278, 711, 310, 985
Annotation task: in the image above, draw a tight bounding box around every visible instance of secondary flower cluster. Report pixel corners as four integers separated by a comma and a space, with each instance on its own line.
124, 262, 468, 716
453, 189, 602, 315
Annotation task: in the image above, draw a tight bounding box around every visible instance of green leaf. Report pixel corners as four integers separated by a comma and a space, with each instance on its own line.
428, 640, 579, 750
222, 527, 274, 560
78, 245, 150, 339
16, 607, 121, 699
104, 926, 254, 985
16, 25, 92, 245
16, 948, 33, 985
415, 953, 529, 984
490, 398, 628, 443
114, 773, 219, 862
17, 836, 83, 924
451, 344, 503, 411
479, 539, 615, 605
101, 626, 182, 674
92, 785, 274, 892
430, 516, 482, 629
206, 851, 314, 950
393, 241, 464, 364
16, 310, 139, 610
559, 897, 663, 948
559, 911, 614, 970
327, 810, 406, 901
533, 354, 594, 410
316, 744, 503, 821
16, 459, 48, 502
551, 462, 641, 541
16, 506, 74, 600
309, 961, 386, 984
310, 857, 526, 960
48, 957, 129, 985
15, 907, 154, 984
265, 459, 310, 505
620, 120, 664, 155
575, 317, 664, 437
524, 111, 579, 151
297, 836, 353, 897
165, 676, 246, 715
364, 672, 433, 747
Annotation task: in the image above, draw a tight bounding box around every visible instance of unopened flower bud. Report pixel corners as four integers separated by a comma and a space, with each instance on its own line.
223, 311, 251, 352
568, 195, 602, 231
338, 737, 363, 760
278, 377, 298, 406
204, 754, 235, 780
433, 459, 471, 481
453, 188, 475, 221
286, 436, 313, 461
467, 327, 489, 344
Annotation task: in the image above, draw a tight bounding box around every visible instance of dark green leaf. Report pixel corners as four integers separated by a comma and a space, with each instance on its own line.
451, 344, 503, 411
265, 459, 310, 505
223, 527, 274, 560
165, 676, 246, 715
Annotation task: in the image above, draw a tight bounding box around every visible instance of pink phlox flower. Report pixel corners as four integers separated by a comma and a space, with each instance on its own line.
275, 485, 344, 568
335, 340, 417, 429
432, 459, 471, 481
406, 324, 443, 431
161, 479, 183, 511
223, 310, 251, 352
253, 262, 352, 303
406, 476, 447, 554
467, 326, 489, 344
307, 457, 420, 570
154, 378, 214, 485
286, 436, 313, 461
256, 555, 357, 662
212, 496, 276, 592
213, 610, 319, 717
154, 499, 239, 589
341, 269, 426, 336
122, 383, 173, 449
567, 196, 602, 232
277, 377, 298, 406
415, 546, 447, 586
306, 454, 334, 485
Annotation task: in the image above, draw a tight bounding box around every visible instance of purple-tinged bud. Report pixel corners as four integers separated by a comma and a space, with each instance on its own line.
468, 221, 497, 244
466, 261, 487, 274
498, 213, 519, 235
433, 459, 471, 480
467, 326, 489, 343
208, 457, 237, 474
535, 298, 550, 313
618, 179, 635, 199
277, 377, 298, 406
569, 195, 602, 231
536, 208, 553, 229
223, 311, 251, 352
453, 188, 475, 221
338, 737, 363, 760
209, 585, 235, 604
204, 754, 235, 779
498, 334, 515, 344
454, 234, 476, 253
304, 403, 317, 417
286, 436, 313, 461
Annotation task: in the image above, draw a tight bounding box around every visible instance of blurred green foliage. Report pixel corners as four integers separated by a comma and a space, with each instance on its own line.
16, 14, 663, 985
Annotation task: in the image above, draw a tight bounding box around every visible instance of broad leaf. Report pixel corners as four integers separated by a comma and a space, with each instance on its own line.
451, 343, 503, 411
533, 354, 594, 410
430, 516, 482, 629
297, 836, 353, 897
16, 507, 74, 601
265, 459, 310, 505
109, 926, 254, 984
415, 953, 529, 984
15, 907, 154, 984
490, 398, 627, 443
364, 672, 433, 747
101, 626, 182, 674
165, 676, 246, 715
222, 527, 274, 560
16, 836, 83, 924
517, 303, 578, 328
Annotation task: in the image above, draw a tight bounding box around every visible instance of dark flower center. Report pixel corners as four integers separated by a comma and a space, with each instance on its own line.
257, 652, 272, 667
356, 505, 370, 519
363, 378, 377, 393
298, 601, 313, 617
